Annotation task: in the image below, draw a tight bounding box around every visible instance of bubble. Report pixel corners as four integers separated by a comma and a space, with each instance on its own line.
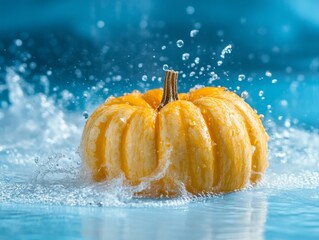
190, 29, 199, 37
194, 57, 200, 64
241, 90, 249, 99
162, 64, 169, 71
217, 60, 223, 66
190, 71, 195, 77
161, 45, 166, 50
182, 53, 190, 61
82, 111, 89, 119
142, 75, 148, 81
272, 79, 278, 84
186, 6, 195, 15
138, 63, 143, 68
176, 40, 184, 48
259, 90, 264, 97
97, 20, 105, 28
259, 114, 264, 120
238, 74, 245, 81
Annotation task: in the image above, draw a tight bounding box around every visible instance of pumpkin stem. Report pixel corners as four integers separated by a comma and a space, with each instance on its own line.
158, 70, 179, 110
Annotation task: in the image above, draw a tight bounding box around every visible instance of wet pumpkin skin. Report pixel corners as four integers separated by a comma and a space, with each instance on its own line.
81, 71, 268, 197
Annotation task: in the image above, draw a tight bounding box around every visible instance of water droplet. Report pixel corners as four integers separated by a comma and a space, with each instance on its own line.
142, 75, 148, 81
265, 70, 272, 77
272, 79, 278, 84
217, 60, 223, 66
82, 111, 89, 119
182, 53, 190, 61
97, 20, 105, 28
161, 45, 166, 50
286, 66, 292, 73
238, 74, 245, 81
186, 6, 195, 15
241, 90, 249, 99
15, 39, 23, 47
284, 119, 291, 128
162, 64, 169, 71
190, 29, 199, 37
210, 72, 218, 80
176, 40, 184, 48
103, 88, 109, 94
208, 72, 219, 84
220, 44, 232, 59
280, 100, 288, 107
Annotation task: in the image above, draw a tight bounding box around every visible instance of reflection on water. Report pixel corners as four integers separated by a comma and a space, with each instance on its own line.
80, 192, 267, 240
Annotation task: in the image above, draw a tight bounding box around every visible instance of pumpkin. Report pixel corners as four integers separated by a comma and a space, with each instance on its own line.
81, 70, 268, 197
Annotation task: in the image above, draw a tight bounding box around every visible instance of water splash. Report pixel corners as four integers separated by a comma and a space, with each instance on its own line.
0, 68, 318, 208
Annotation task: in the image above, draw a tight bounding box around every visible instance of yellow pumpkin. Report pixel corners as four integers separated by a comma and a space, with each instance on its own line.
81, 70, 268, 197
